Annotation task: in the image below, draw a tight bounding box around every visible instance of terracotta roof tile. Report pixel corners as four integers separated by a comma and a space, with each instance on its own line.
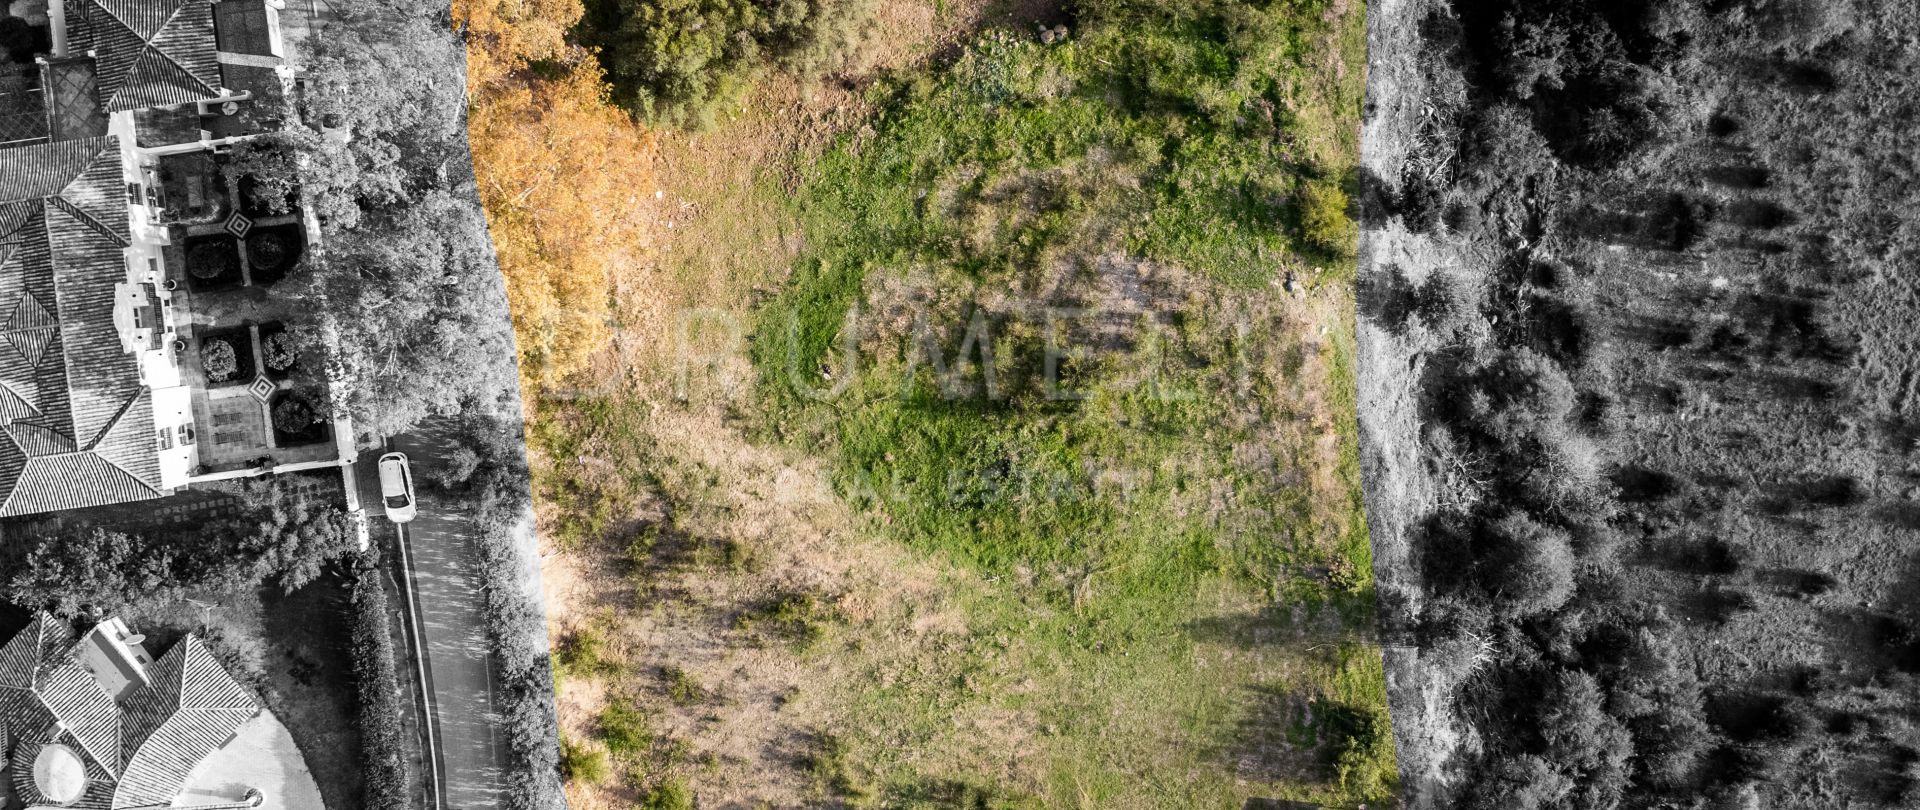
0, 137, 161, 515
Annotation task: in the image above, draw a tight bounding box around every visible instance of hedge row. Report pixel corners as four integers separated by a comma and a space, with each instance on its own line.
348, 557, 411, 810
467, 415, 567, 810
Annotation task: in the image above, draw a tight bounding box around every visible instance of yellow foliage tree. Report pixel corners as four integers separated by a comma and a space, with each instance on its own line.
456, 0, 657, 392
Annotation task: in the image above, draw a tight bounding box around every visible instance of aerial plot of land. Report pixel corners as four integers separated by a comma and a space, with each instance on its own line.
461, 0, 1391, 806
4, 0, 1917, 808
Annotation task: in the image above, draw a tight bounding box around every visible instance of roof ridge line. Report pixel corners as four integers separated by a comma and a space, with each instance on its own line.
153, 0, 201, 40
81, 387, 146, 452
106, 42, 220, 110
0, 379, 44, 422
79, 0, 144, 44
86, 0, 200, 44
45, 194, 129, 248
143, 36, 221, 96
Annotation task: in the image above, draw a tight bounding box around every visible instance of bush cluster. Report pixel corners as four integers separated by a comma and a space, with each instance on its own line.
271, 394, 320, 434
1453, 0, 1687, 167
1299, 179, 1359, 259
1377, 1, 1920, 806
263, 331, 298, 371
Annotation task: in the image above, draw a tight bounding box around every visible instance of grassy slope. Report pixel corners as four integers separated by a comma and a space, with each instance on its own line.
523, 1, 1388, 807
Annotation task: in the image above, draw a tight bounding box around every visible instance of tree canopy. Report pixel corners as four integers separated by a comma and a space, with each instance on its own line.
1, 477, 360, 619
224, 0, 523, 437
578, 0, 874, 127
461, 0, 658, 392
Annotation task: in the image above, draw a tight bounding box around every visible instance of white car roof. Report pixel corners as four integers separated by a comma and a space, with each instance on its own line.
378, 456, 407, 490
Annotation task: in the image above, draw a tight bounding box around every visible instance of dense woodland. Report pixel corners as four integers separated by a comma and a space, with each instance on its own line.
1364, 0, 1920, 807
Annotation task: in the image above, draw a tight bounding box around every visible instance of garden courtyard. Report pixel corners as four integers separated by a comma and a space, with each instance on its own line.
155, 151, 348, 477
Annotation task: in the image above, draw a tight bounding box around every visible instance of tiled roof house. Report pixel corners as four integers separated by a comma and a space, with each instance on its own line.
0, 0, 349, 518
0, 137, 187, 516
0, 615, 260, 809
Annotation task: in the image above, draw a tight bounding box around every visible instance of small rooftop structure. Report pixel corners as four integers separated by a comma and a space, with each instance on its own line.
39, 57, 110, 143
31, 742, 87, 805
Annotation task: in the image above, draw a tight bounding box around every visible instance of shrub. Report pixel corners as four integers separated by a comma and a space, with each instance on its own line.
197, 623, 270, 691
559, 737, 609, 784
247, 233, 292, 271
430, 445, 483, 490
803, 733, 866, 797
1333, 703, 1397, 800
1535, 670, 1631, 808
1494, 13, 1571, 100
663, 665, 707, 706
735, 590, 837, 648
1485, 512, 1576, 617
225, 475, 362, 593
1468, 754, 1573, 810
263, 331, 298, 371
1299, 179, 1358, 258
0, 528, 181, 618
463, 428, 566, 810
1460, 104, 1554, 193
1399, 166, 1446, 233
598, 699, 653, 758
1460, 348, 1579, 450
203, 339, 239, 382
224, 131, 314, 215
187, 241, 237, 280
272, 395, 320, 434
1604, 627, 1710, 787
0, 476, 358, 618
555, 627, 615, 679
642, 778, 694, 810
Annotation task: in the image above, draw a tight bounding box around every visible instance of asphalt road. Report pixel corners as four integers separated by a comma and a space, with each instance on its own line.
359, 426, 510, 810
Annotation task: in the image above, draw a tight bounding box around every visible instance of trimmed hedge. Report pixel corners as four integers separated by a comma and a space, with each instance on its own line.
348, 557, 412, 810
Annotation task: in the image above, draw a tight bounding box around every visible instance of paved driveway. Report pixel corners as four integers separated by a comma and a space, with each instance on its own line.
360, 425, 511, 810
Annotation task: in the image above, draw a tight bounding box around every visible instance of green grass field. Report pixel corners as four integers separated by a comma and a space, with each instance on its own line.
535, 1, 1388, 806
747, 3, 1388, 805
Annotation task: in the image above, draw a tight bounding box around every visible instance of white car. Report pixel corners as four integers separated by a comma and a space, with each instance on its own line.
378, 452, 417, 524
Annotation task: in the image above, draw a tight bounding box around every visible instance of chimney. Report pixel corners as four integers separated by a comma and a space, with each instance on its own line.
48, 0, 69, 58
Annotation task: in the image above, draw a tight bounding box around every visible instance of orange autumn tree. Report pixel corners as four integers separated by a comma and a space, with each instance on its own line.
456, 0, 657, 393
